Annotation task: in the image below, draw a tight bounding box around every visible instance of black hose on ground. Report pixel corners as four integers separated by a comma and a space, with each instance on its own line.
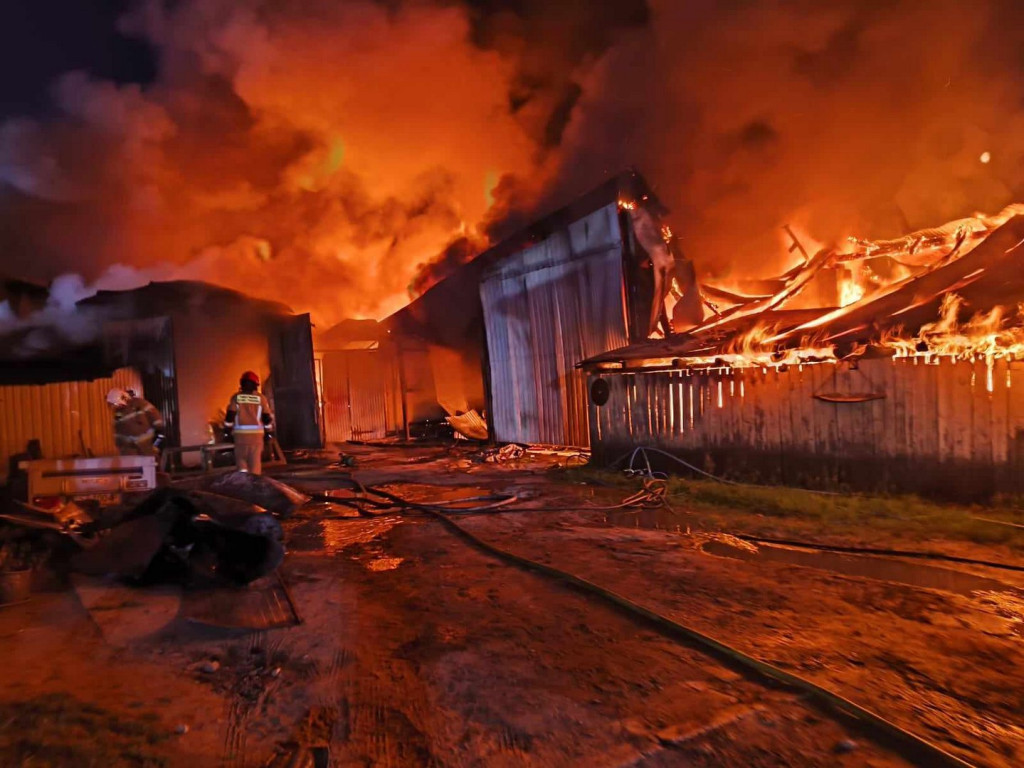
424, 508, 977, 768
284, 476, 994, 764
608, 445, 838, 496
304, 481, 518, 516
604, 446, 1023, 573
733, 534, 1024, 574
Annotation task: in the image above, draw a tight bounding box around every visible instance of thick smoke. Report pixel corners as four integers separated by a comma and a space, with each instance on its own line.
2, 0, 1023, 324
550, 0, 1024, 282
0, 1, 550, 325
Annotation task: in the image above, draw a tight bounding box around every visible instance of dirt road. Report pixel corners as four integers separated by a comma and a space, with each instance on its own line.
1, 444, 1018, 766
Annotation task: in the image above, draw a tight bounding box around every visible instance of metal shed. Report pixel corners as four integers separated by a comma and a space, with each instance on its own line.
379, 171, 673, 447
480, 202, 631, 446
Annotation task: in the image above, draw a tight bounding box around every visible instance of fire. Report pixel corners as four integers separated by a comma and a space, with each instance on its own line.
673, 322, 836, 372
837, 262, 867, 307
880, 294, 1024, 364
781, 223, 827, 269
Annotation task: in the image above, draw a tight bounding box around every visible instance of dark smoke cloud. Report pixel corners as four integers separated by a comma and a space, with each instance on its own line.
541, 0, 1024, 281
2, 0, 1023, 324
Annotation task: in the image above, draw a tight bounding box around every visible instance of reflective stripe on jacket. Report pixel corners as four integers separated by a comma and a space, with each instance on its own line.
225, 391, 273, 433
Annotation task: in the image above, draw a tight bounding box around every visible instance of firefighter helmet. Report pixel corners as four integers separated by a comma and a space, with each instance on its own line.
240, 370, 261, 388
106, 388, 130, 408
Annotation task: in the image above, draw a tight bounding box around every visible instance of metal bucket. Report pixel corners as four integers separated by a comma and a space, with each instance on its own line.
0, 569, 33, 606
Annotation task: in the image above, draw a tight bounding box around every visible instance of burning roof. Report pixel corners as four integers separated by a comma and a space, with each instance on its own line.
582, 205, 1024, 372
386, 171, 659, 347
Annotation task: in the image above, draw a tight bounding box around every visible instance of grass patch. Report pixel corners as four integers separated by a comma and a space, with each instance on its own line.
671, 479, 1023, 546
553, 466, 1024, 549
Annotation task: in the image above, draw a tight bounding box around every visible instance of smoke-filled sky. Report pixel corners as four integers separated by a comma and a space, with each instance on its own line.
1, 0, 1022, 326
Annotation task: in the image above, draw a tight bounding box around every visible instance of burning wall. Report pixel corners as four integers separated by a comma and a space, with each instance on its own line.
583, 207, 1024, 496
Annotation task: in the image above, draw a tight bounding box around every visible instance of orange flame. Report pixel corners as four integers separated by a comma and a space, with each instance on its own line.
880, 294, 1024, 365
673, 322, 836, 371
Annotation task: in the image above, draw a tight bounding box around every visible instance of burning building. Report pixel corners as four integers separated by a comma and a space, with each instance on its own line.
0, 280, 321, 477
582, 205, 1024, 498
373, 171, 683, 446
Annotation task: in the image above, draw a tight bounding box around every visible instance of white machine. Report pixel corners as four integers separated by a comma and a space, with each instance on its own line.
18, 455, 158, 509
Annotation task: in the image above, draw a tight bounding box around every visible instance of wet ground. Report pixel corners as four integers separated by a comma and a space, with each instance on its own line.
699, 539, 1016, 597
0, 442, 1021, 766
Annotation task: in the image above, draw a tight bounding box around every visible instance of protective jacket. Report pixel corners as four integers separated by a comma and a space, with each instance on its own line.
224, 391, 274, 435
114, 397, 165, 455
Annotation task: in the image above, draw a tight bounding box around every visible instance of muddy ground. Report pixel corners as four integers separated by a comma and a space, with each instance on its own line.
0, 442, 1021, 766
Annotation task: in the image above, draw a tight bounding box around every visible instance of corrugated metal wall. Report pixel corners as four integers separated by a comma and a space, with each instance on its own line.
481, 202, 629, 446
321, 350, 400, 442
588, 357, 1024, 496
0, 368, 143, 481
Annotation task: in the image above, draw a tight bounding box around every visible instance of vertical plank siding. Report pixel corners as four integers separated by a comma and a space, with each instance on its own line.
589, 357, 1024, 496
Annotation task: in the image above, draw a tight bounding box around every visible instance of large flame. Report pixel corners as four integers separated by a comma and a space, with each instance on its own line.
880, 294, 1024, 363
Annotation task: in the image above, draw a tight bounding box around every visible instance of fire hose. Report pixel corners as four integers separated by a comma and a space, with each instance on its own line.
611, 445, 843, 495
290, 476, 986, 765
604, 446, 1024, 573
286, 473, 977, 764
422, 506, 976, 768
729, 534, 1024, 574
307, 479, 1023, 573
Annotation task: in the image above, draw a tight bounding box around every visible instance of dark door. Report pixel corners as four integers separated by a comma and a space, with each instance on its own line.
269, 314, 322, 449
102, 317, 181, 447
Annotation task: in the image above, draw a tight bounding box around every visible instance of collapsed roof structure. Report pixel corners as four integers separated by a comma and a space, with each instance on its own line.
581, 205, 1024, 499
583, 204, 1024, 371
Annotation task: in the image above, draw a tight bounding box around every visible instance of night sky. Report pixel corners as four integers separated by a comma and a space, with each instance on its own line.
0, 1, 154, 117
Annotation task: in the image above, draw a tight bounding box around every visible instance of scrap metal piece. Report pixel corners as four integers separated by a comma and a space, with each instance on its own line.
200, 471, 309, 517
447, 409, 489, 441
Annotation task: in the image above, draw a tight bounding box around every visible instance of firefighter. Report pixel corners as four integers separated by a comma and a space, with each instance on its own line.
106, 388, 166, 456
224, 371, 274, 474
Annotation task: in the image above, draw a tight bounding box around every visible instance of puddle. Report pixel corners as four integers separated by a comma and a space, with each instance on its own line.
701, 540, 1015, 597
365, 557, 404, 572
285, 518, 400, 555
